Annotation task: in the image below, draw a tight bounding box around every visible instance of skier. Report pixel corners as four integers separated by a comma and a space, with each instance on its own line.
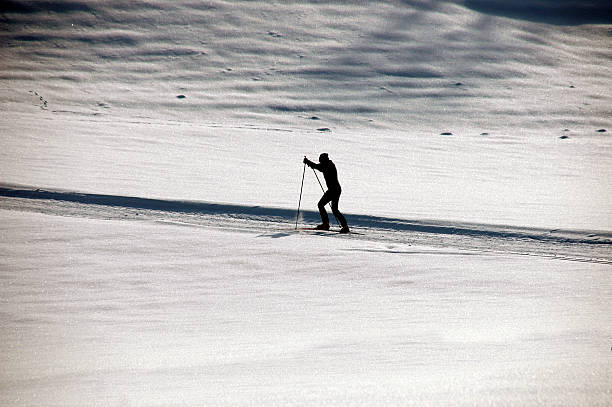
303, 153, 350, 233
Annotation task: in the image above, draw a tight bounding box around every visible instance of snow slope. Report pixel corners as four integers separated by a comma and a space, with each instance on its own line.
1, 0, 611, 229
1, 1, 611, 406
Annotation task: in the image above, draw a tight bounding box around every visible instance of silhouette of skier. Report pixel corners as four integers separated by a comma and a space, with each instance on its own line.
303, 153, 350, 233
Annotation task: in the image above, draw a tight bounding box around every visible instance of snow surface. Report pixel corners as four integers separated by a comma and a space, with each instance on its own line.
1, 1, 611, 406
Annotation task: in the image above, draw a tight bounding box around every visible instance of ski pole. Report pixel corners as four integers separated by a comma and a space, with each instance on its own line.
295, 162, 306, 229
311, 168, 341, 227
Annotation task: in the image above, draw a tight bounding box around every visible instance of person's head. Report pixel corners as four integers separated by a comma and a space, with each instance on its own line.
319, 153, 329, 163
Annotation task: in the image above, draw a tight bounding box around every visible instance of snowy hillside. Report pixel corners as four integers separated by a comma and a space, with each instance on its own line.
1, 0, 611, 229
2, 0, 611, 129
1, 1, 611, 406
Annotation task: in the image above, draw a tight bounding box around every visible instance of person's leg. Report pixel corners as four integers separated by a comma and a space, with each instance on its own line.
330, 194, 348, 230
317, 191, 332, 227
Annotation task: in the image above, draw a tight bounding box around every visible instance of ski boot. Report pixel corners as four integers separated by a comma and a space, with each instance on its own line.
315, 223, 330, 231
339, 226, 350, 234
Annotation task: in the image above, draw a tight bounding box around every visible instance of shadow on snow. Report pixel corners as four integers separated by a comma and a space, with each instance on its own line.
1, 185, 610, 246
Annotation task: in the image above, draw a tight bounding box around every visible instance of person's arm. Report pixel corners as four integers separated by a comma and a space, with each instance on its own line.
303, 156, 322, 171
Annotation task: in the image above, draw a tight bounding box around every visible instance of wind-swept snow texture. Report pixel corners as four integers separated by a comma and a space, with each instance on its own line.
1, 1, 611, 406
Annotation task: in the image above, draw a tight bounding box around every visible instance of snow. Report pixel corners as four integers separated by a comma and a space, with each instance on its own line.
1, 1, 611, 406
2, 209, 611, 406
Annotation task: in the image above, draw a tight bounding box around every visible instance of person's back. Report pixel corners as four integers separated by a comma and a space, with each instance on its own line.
319, 159, 341, 192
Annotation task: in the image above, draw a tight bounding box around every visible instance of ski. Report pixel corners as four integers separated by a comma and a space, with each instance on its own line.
296, 227, 363, 235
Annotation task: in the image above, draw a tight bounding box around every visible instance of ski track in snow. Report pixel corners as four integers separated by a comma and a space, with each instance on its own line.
2, 185, 610, 265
